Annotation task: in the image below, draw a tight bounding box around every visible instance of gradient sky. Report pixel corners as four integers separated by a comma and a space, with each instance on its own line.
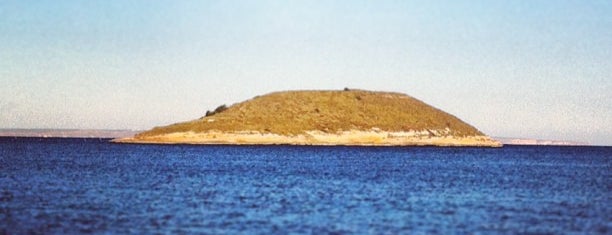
1, 0, 611, 145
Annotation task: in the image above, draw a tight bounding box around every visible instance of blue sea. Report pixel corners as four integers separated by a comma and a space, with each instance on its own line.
0, 137, 610, 234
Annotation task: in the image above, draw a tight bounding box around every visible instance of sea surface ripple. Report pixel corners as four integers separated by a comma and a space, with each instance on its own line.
0, 137, 610, 234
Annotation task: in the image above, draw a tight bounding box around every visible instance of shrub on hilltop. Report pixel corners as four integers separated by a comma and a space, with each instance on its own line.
205, 104, 228, 117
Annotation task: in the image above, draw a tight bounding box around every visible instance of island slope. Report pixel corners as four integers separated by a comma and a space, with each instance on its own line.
114, 90, 501, 147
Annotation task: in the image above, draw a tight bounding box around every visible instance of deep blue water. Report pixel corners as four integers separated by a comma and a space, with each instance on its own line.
0, 137, 610, 234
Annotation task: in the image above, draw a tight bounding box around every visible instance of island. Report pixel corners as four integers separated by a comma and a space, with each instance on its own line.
113, 89, 502, 147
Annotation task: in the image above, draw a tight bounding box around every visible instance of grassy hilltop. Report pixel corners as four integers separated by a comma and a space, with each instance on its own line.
137, 89, 485, 138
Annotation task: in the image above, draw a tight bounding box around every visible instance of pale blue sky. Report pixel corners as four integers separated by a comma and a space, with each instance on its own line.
1, 0, 611, 145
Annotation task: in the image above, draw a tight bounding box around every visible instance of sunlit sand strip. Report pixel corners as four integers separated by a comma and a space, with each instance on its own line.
113, 130, 502, 147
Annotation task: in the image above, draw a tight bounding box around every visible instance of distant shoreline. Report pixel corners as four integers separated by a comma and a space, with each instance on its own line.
494, 137, 589, 146
0, 129, 594, 147
0, 129, 139, 139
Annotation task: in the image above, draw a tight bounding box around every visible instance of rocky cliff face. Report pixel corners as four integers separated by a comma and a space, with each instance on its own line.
114, 89, 501, 147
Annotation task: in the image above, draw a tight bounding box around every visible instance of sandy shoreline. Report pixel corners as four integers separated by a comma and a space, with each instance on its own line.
112, 130, 502, 147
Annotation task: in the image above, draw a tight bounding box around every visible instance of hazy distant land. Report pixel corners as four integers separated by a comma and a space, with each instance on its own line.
0, 129, 139, 139
495, 137, 589, 146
